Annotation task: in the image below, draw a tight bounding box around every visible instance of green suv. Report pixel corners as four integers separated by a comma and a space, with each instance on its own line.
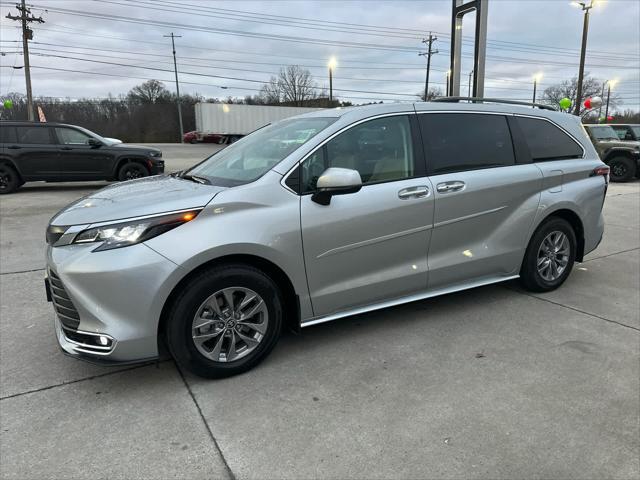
583, 124, 640, 182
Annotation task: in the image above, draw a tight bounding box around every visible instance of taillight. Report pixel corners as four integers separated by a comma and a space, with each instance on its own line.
590, 166, 610, 185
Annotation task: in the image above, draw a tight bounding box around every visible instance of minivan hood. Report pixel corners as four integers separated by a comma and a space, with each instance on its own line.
50, 175, 225, 226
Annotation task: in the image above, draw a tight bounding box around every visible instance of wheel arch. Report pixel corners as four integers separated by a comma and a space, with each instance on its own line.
113, 156, 151, 178
603, 149, 635, 163
0, 157, 24, 180
157, 253, 300, 356
535, 208, 585, 262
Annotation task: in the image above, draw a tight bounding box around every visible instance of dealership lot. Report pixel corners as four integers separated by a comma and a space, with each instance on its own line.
1, 144, 638, 479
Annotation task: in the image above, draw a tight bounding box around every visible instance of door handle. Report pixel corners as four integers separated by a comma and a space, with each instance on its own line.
436, 181, 466, 194
398, 185, 430, 199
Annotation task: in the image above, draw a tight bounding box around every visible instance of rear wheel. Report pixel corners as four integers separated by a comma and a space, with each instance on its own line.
117, 161, 149, 181
608, 156, 635, 182
520, 217, 576, 292
0, 164, 21, 194
166, 264, 283, 379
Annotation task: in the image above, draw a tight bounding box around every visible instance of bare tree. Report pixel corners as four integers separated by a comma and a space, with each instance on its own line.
127, 80, 170, 104
416, 87, 443, 101
541, 75, 619, 115
259, 78, 282, 104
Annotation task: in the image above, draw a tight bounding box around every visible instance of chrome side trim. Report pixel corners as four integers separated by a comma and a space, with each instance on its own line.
433, 205, 507, 228
317, 224, 433, 259
280, 111, 417, 194
301, 274, 519, 328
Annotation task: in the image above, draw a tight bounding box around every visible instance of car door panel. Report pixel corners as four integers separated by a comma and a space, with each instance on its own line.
299, 113, 433, 318
54, 127, 114, 179
427, 165, 542, 289
301, 179, 434, 317
12, 126, 59, 178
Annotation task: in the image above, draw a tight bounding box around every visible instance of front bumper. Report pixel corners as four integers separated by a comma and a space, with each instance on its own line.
46, 242, 181, 365
149, 159, 165, 175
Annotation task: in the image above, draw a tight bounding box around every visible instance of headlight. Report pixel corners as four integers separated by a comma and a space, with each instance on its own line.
149, 151, 162, 158
72, 210, 200, 251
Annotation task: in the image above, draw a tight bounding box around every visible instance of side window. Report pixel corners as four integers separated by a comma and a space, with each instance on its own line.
55, 127, 93, 145
419, 113, 515, 174
301, 115, 415, 193
15, 126, 54, 145
0, 126, 17, 143
515, 117, 583, 161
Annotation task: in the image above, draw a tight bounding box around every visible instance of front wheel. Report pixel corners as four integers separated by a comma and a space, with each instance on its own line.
608, 156, 635, 182
117, 162, 149, 181
166, 264, 283, 379
520, 217, 576, 292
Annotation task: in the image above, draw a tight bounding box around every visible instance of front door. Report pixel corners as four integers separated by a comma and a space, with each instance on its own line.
54, 127, 113, 179
300, 114, 434, 318
418, 112, 543, 289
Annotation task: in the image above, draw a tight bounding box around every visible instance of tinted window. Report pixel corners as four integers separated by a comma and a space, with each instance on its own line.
301, 115, 415, 193
15, 126, 53, 145
516, 117, 583, 161
0, 126, 17, 143
419, 113, 514, 174
611, 125, 634, 141
56, 127, 93, 145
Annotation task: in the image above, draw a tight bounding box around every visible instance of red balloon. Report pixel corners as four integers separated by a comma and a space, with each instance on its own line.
584, 98, 592, 109
607, 115, 613, 121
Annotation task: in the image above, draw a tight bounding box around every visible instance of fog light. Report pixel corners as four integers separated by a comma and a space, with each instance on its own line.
98, 336, 109, 346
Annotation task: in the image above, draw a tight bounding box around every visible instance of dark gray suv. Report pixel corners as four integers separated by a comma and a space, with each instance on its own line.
0, 121, 164, 193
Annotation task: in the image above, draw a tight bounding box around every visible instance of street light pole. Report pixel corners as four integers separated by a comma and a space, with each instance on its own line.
598, 80, 606, 120
164, 32, 184, 143
468, 70, 474, 97
532, 72, 543, 104
445, 70, 451, 97
572, 0, 595, 116
328, 57, 337, 106
604, 79, 617, 122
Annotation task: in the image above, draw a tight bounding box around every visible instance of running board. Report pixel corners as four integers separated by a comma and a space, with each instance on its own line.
301, 275, 520, 328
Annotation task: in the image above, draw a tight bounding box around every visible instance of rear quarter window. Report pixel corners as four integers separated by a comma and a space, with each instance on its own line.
15, 126, 54, 145
515, 117, 583, 161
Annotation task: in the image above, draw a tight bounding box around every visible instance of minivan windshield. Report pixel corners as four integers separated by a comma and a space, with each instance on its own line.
186, 116, 337, 187
587, 125, 619, 141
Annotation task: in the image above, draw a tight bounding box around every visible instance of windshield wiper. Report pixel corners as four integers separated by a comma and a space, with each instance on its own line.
179, 173, 212, 185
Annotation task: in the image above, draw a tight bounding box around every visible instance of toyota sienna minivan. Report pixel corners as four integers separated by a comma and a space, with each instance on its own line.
45, 100, 608, 378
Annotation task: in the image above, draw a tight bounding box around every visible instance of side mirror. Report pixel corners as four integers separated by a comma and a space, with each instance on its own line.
88, 138, 103, 147
311, 167, 362, 205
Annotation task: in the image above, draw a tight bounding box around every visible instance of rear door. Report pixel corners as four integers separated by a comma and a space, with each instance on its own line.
299, 114, 434, 318
13, 125, 59, 179
418, 112, 543, 290
54, 127, 113, 179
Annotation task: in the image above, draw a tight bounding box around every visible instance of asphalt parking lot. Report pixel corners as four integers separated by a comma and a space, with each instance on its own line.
1, 144, 638, 480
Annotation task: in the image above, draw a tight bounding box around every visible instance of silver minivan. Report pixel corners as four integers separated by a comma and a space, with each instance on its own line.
45, 101, 609, 378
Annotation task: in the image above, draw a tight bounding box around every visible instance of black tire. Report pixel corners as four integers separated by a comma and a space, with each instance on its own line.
190, 139, 198, 144
608, 156, 635, 182
520, 217, 577, 292
117, 161, 149, 181
166, 264, 283, 379
0, 164, 21, 194
228, 135, 241, 144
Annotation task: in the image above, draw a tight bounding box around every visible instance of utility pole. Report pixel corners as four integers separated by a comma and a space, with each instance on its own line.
6, 0, 44, 121
573, 0, 595, 116
164, 32, 184, 143
418, 33, 438, 101
468, 69, 474, 97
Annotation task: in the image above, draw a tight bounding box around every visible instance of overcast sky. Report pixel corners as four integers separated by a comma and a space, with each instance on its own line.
1, 0, 639, 110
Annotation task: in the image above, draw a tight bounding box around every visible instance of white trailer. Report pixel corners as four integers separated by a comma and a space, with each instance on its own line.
194, 103, 323, 143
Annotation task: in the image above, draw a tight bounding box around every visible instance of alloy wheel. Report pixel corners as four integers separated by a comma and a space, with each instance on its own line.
536, 231, 570, 282
191, 287, 269, 363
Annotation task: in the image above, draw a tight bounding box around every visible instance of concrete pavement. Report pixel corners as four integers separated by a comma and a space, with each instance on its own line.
1, 149, 638, 479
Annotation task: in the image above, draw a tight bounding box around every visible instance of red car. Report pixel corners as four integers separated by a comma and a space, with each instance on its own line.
183, 131, 226, 144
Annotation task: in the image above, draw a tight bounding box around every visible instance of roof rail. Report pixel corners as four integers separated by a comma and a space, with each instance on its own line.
431, 97, 556, 111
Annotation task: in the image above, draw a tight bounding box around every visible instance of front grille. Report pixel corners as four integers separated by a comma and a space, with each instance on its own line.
48, 270, 80, 331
